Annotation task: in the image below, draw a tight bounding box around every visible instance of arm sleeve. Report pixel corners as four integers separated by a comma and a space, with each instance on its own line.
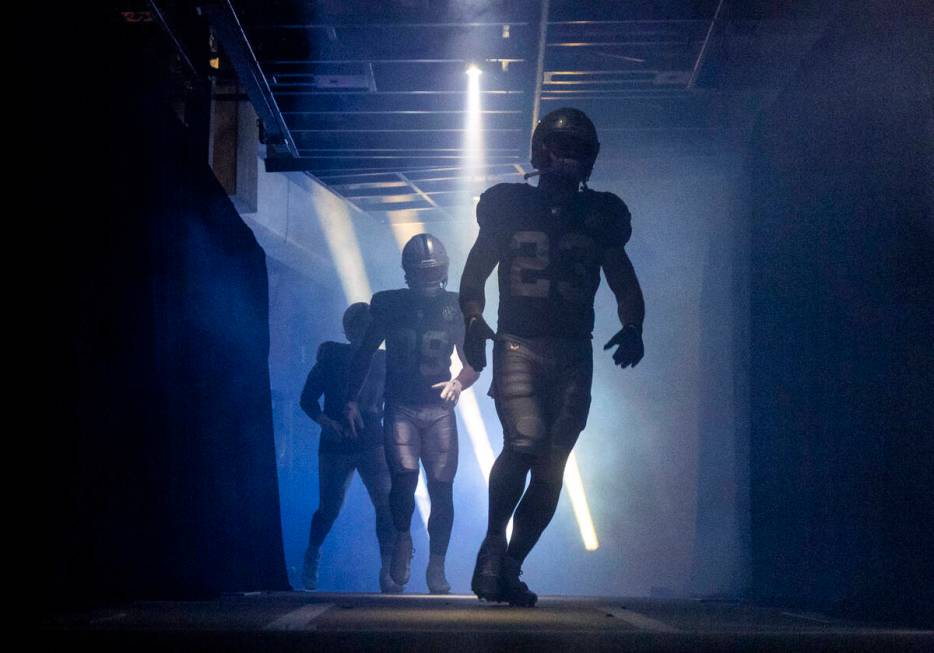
450, 294, 466, 346
459, 186, 506, 317
600, 195, 644, 327
599, 192, 633, 255
299, 345, 329, 421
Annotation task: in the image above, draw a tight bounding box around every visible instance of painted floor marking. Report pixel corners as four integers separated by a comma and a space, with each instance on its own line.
781, 611, 834, 624
601, 606, 681, 633
265, 603, 334, 631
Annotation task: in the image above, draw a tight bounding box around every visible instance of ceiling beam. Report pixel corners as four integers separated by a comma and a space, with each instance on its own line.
688, 0, 726, 89
530, 0, 550, 143
398, 172, 456, 221
201, 0, 298, 157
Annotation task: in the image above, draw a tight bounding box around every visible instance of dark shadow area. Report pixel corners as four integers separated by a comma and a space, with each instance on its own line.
691, 158, 752, 599
745, 0, 933, 625
44, 8, 288, 605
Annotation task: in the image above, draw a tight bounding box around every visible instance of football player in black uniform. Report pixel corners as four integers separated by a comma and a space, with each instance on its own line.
345, 234, 480, 594
299, 302, 399, 593
460, 108, 645, 606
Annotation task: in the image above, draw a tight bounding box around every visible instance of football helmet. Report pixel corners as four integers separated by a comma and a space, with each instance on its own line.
530, 107, 600, 183
402, 233, 449, 295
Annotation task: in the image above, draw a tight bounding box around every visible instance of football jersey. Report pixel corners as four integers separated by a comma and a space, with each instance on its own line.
370, 288, 465, 406
476, 182, 632, 339
301, 342, 386, 454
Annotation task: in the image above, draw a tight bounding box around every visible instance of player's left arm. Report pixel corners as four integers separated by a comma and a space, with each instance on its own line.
432, 300, 481, 404
603, 248, 645, 329
454, 342, 480, 390
432, 344, 480, 405
600, 192, 645, 368
603, 250, 645, 368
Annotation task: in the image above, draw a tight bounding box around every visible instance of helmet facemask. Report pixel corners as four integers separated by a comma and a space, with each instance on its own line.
542, 132, 598, 184
402, 234, 449, 298
405, 265, 448, 298
529, 108, 600, 186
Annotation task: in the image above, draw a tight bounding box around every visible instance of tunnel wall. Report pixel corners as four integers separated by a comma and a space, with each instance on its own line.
45, 10, 289, 603
745, 0, 933, 623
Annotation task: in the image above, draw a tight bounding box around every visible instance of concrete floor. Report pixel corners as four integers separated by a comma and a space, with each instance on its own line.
43, 592, 932, 652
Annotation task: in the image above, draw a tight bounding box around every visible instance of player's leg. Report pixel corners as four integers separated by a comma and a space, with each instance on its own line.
473, 338, 547, 603
505, 341, 593, 566
421, 406, 459, 594
504, 445, 572, 563
358, 444, 402, 593
303, 452, 355, 590
384, 404, 421, 587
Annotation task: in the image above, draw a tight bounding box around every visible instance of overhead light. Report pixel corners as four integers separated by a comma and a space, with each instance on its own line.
465, 64, 482, 77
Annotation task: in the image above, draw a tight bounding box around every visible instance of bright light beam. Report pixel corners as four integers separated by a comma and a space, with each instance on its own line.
387, 210, 427, 251
465, 64, 485, 181
313, 187, 372, 302
564, 451, 600, 550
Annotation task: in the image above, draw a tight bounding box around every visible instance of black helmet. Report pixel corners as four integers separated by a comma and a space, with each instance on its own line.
530, 107, 600, 182
342, 302, 370, 343
402, 233, 449, 294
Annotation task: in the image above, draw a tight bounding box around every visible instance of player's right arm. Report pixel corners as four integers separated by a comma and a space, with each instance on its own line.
300, 344, 345, 440
344, 295, 388, 436
299, 356, 326, 421
459, 186, 507, 370
460, 232, 499, 320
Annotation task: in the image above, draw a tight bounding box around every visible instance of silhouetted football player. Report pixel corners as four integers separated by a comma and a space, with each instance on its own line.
345, 235, 480, 594
299, 303, 399, 592
460, 108, 645, 606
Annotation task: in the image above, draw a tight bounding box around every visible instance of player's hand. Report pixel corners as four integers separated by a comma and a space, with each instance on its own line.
464, 315, 495, 371
316, 415, 346, 443
603, 324, 644, 368
432, 379, 463, 406
342, 401, 364, 440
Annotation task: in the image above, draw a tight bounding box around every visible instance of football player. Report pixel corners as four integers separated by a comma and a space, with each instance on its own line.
345, 234, 480, 594
460, 108, 645, 606
299, 302, 398, 592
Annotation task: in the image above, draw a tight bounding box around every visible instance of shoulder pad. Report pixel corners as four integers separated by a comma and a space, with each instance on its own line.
443, 291, 461, 320
583, 190, 632, 247
369, 289, 393, 312
477, 183, 534, 229
585, 189, 630, 218
316, 341, 340, 363
370, 289, 408, 319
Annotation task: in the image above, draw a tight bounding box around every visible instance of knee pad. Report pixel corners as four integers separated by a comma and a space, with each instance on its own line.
500, 444, 537, 468
385, 407, 421, 475
392, 471, 419, 495
423, 409, 459, 483
385, 440, 420, 475
496, 395, 548, 455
